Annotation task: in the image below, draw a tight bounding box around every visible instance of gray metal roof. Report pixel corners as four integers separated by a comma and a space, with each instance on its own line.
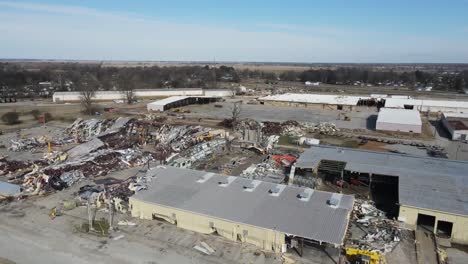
0, 181, 21, 196
132, 166, 354, 245
67, 138, 104, 159
97, 117, 132, 137
296, 146, 468, 216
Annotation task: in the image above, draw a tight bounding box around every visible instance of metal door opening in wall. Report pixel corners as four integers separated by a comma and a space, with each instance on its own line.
417, 213, 436, 232
436, 220, 453, 238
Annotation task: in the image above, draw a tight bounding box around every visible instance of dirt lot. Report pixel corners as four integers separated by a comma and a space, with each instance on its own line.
0, 100, 150, 133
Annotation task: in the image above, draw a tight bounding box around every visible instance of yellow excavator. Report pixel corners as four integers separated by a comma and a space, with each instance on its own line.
345, 248, 385, 264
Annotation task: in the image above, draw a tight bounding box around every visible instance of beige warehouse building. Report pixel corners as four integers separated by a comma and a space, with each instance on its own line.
130, 166, 354, 252
294, 146, 468, 245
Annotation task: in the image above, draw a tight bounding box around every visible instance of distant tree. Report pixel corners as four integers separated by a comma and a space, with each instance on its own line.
44, 112, 53, 122
78, 73, 99, 115
279, 71, 299, 82
231, 101, 242, 129
415, 70, 425, 84
453, 75, 465, 92
1, 112, 20, 125
30, 109, 41, 119
154, 144, 171, 164
117, 71, 136, 104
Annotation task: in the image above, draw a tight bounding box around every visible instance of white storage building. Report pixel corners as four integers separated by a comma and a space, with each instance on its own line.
376, 108, 422, 133
441, 112, 468, 141
147, 96, 221, 111
147, 96, 189, 111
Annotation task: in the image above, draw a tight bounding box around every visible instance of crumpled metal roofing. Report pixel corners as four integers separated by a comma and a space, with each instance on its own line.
67, 138, 104, 159
0, 181, 21, 196
131, 166, 354, 245
296, 145, 468, 216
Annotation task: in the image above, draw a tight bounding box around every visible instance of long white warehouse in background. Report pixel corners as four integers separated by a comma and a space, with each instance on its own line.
259, 93, 468, 113
53, 89, 232, 102
384, 98, 468, 113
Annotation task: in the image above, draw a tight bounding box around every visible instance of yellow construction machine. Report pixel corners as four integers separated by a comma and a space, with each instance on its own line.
345, 248, 385, 264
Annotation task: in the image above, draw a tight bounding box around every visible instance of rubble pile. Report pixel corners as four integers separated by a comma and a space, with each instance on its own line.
261, 120, 339, 137
9, 137, 44, 151
262, 135, 279, 152
280, 121, 305, 137
240, 156, 285, 183
153, 125, 210, 152
315, 122, 339, 135
237, 119, 261, 130
17, 148, 154, 193
0, 158, 48, 176
42, 149, 152, 178
261, 122, 282, 135
358, 135, 447, 158
144, 113, 167, 122
100, 132, 138, 149
217, 157, 248, 174
65, 118, 116, 140
0, 117, 227, 199
186, 139, 225, 163
350, 199, 402, 254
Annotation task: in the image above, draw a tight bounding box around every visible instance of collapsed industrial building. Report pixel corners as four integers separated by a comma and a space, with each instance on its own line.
292, 145, 468, 245
129, 166, 354, 253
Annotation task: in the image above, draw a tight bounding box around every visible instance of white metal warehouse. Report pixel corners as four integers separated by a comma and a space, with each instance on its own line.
52, 89, 232, 103
130, 166, 354, 252
258, 93, 371, 110
146, 96, 220, 111
376, 108, 422, 133
384, 98, 468, 113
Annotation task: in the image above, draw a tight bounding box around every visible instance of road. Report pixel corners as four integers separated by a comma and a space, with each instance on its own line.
0, 206, 198, 264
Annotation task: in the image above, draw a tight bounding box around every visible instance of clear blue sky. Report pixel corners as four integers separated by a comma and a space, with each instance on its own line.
0, 0, 467, 62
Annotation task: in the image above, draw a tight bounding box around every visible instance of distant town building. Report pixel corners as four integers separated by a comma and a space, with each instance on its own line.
305, 81, 320, 86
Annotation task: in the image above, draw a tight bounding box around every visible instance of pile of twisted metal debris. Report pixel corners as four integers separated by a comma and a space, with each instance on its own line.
349, 199, 404, 254
261, 120, 339, 137
1, 117, 232, 199
240, 155, 286, 183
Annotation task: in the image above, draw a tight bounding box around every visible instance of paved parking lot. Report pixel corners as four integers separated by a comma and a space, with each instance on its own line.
185, 102, 376, 130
